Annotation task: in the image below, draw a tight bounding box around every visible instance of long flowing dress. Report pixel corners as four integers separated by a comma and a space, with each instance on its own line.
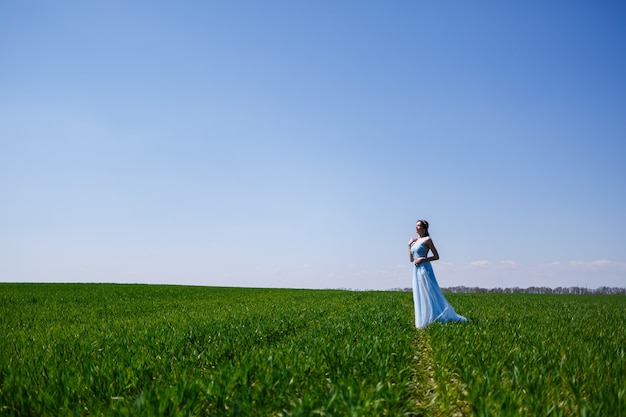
411, 240, 467, 329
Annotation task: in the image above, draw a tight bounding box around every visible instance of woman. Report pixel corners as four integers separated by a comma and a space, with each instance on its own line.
408, 220, 467, 329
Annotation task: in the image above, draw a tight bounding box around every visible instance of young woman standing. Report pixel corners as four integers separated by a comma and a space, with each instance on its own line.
408, 220, 467, 329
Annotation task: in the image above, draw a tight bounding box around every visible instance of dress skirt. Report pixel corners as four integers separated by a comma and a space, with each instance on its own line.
412, 261, 467, 329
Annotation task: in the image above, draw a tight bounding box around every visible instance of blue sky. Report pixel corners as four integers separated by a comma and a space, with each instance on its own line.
1, 1, 625, 290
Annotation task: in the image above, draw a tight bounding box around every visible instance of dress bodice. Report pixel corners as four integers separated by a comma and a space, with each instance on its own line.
411, 241, 429, 258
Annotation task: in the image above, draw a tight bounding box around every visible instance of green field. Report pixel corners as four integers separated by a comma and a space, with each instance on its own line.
0, 284, 624, 416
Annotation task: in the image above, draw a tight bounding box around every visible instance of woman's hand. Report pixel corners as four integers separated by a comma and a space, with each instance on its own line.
408, 238, 418, 247
414, 257, 426, 266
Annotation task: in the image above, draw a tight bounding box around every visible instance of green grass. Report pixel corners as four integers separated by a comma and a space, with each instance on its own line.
0, 284, 624, 416
0, 284, 417, 416
426, 293, 626, 416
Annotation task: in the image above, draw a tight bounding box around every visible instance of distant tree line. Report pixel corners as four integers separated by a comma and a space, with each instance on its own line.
392, 286, 625, 294
442, 286, 626, 295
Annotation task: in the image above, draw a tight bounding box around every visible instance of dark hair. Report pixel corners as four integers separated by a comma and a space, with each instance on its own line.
417, 219, 430, 237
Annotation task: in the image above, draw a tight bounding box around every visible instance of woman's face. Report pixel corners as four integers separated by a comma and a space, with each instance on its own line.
416, 221, 424, 235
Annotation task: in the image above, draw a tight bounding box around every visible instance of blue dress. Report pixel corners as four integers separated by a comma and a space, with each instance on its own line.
411, 240, 467, 329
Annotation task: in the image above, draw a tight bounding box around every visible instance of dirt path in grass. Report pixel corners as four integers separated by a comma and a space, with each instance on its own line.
410, 330, 470, 416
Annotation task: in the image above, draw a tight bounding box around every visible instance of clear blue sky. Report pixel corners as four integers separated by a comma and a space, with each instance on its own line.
2, 1, 625, 290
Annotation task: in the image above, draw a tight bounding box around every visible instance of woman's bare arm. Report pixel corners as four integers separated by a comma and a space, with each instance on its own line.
408, 238, 417, 262
425, 238, 440, 262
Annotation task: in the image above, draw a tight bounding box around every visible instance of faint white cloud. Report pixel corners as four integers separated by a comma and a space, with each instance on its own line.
467, 260, 518, 267
566, 259, 621, 268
